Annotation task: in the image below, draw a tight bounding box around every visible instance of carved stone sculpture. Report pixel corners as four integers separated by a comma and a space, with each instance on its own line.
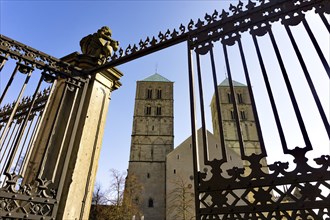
80, 26, 119, 64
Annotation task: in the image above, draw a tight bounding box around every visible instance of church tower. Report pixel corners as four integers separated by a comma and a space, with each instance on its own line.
210, 78, 268, 174
128, 73, 174, 220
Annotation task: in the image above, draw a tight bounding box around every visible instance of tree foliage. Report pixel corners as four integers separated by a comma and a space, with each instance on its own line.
167, 175, 195, 220
90, 183, 109, 220
89, 169, 142, 220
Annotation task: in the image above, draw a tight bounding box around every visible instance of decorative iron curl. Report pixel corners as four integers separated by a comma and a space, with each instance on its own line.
204, 10, 219, 24
0, 87, 51, 123
98, 0, 328, 69
0, 35, 82, 78
1, 173, 22, 194
36, 178, 56, 199
229, 0, 244, 15
197, 150, 330, 218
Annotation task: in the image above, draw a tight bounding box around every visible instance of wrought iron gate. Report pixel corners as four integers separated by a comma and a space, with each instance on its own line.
0, 35, 88, 219
92, 0, 330, 217
1, 0, 329, 219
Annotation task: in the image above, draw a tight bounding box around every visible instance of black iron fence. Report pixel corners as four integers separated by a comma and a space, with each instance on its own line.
185, 0, 330, 219
0, 35, 88, 219
0, 0, 329, 219
92, 0, 329, 218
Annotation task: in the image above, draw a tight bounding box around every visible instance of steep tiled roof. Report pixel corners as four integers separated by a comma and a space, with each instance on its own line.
219, 78, 246, 87
141, 73, 171, 82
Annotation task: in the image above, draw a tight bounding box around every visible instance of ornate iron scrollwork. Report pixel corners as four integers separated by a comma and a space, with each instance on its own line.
0, 173, 57, 219
197, 150, 330, 219
0, 0, 328, 219
0, 34, 83, 77
88, 0, 328, 75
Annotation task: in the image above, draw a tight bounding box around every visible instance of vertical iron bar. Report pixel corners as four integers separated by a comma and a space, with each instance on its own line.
0, 122, 17, 165
223, 44, 247, 159
0, 63, 20, 106
302, 18, 330, 78
237, 38, 267, 156
268, 29, 312, 150
285, 24, 330, 139
5, 74, 44, 173
0, 124, 3, 147
195, 52, 209, 165
14, 114, 35, 174
20, 112, 42, 176
0, 68, 33, 147
0, 123, 4, 137
210, 47, 227, 162
0, 54, 8, 72
252, 34, 288, 153
319, 13, 330, 34
186, 41, 200, 220
0, 131, 9, 183
0, 121, 22, 185
0, 120, 13, 153
20, 83, 55, 178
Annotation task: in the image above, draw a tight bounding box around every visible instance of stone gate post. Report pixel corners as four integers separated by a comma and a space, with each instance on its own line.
56, 53, 123, 219
21, 26, 123, 219
23, 52, 122, 219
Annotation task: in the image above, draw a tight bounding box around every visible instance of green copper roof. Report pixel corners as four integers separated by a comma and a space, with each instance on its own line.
219, 78, 246, 87
141, 73, 171, 82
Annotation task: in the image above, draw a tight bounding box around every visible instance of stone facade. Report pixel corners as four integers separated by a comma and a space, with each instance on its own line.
166, 129, 243, 220
24, 53, 123, 219
127, 73, 174, 220
128, 76, 267, 219
210, 79, 268, 175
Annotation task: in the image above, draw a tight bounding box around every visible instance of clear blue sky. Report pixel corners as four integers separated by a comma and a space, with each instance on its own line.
1, 1, 329, 189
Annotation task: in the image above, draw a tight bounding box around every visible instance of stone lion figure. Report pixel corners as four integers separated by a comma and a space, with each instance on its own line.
80, 26, 119, 64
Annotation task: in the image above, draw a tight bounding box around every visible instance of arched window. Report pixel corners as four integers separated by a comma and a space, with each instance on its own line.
148, 198, 154, 207
156, 106, 161, 115
145, 105, 151, 115
240, 110, 246, 120
157, 89, 162, 99
227, 93, 232, 103
237, 93, 243, 103
146, 88, 152, 99
230, 110, 235, 120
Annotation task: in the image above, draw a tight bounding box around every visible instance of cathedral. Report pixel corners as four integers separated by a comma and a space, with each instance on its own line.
127, 73, 174, 219
126, 73, 266, 220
